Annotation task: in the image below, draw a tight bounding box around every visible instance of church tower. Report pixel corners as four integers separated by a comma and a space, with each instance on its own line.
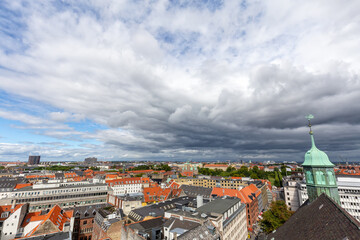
302, 115, 340, 204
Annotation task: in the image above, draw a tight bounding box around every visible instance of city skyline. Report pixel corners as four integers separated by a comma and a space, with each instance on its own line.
1, 1, 360, 162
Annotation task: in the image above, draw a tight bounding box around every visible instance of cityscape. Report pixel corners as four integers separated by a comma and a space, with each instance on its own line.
1, 1, 360, 240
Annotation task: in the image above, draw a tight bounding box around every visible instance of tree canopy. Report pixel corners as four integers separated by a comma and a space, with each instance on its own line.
260, 200, 294, 234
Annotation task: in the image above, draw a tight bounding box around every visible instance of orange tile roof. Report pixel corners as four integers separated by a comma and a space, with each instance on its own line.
211, 188, 243, 199
169, 181, 180, 189
142, 186, 182, 203
247, 184, 261, 197
0, 204, 24, 221
25, 205, 70, 237
26, 174, 56, 179
64, 172, 77, 178
181, 171, 194, 177
106, 174, 119, 178
203, 164, 228, 168
106, 177, 150, 186
14, 183, 32, 189
231, 177, 242, 180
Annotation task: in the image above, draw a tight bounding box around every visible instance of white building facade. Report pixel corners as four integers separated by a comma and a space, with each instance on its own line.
285, 175, 360, 221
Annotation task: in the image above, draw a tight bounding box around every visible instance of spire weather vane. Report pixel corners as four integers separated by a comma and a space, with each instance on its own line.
306, 114, 314, 135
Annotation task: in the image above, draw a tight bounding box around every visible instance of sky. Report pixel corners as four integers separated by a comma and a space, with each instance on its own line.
0, 0, 360, 162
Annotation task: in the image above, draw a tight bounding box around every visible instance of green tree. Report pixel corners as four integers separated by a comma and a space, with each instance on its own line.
278, 171, 283, 187
250, 172, 259, 179
132, 165, 151, 171
281, 165, 287, 176
159, 164, 171, 171
274, 171, 280, 187
226, 166, 235, 172
238, 166, 249, 176
260, 200, 294, 233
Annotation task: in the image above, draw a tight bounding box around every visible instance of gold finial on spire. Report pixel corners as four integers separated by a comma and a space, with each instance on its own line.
306, 114, 314, 135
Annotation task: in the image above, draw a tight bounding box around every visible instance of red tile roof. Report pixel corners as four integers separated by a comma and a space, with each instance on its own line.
203, 164, 228, 168
14, 183, 32, 189
106, 177, 150, 186
0, 204, 24, 221
24, 205, 70, 237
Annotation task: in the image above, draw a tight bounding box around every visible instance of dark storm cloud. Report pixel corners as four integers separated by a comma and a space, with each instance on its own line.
1, 0, 360, 161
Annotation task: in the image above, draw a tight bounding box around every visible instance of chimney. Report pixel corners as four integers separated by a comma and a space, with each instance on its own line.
197, 195, 203, 208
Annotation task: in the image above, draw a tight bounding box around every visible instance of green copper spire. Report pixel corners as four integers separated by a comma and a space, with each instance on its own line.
302, 114, 340, 204
303, 115, 334, 167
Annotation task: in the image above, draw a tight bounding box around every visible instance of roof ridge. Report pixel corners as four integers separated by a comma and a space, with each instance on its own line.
320, 193, 360, 230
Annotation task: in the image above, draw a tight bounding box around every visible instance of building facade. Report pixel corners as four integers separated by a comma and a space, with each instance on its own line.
28, 156, 40, 165
4, 183, 108, 211
196, 197, 247, 240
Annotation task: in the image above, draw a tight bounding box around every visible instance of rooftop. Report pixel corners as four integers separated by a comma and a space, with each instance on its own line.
14, 183, 107, 192
196, 197, 240, 215
267, 194, 360, 240
19, 232, 71, 240
180, 185, 212, 198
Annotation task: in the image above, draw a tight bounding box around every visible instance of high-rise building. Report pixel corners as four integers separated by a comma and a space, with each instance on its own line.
302, 115, 340, 204
84, 157, 97, 164
28, 156, 40, 165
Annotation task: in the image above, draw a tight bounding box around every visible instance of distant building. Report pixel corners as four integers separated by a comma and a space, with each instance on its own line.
28, 156, 40, 165
84, 157, 97, 164
203, 164, 229, 171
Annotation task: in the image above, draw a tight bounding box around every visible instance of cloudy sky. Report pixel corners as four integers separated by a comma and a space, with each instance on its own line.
0, 0, 360, 162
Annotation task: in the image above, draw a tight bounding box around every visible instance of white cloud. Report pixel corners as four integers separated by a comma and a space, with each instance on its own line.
0, 0, 360, 161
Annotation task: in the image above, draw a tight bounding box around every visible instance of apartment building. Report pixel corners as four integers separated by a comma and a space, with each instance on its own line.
196, 197, 247, 240
283, 176, 303, 211
107, 193, 143, 215
106, 177, 150, 195
72, 204, 107, 240
92, 208, 124, 240
3, 182, 108, 211
211, 186, 259, 228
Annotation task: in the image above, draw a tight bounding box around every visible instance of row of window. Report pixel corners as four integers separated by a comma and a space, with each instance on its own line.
13, 187, 107, 198
16, 192, 107, 203
29, 199, 106, 210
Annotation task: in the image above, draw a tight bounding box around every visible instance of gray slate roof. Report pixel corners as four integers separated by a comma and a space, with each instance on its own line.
128, 196, 196, 222
180, 185, 212, 198
196, 197, 240, 215
128, 217, 165, 231
267, 193, 360, 240
178, 220, 220, 240
20, 232, 71, 240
